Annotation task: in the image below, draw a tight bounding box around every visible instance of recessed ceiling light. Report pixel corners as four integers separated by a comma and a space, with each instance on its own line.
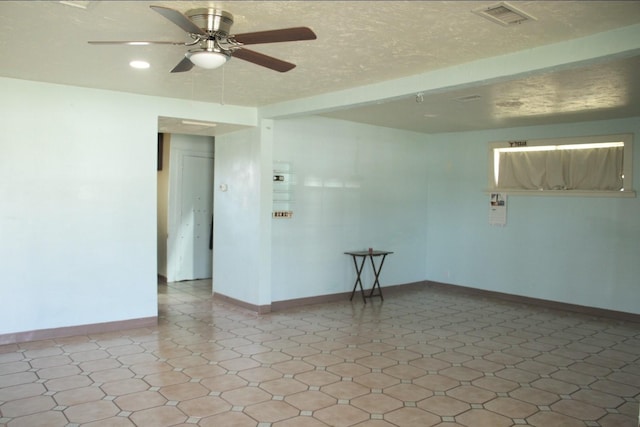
129, 60, 150, 69
58, 1, 91, 9
181, 120, 217, 127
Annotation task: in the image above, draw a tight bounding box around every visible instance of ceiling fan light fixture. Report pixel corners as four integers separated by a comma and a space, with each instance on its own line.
187, 50, 229, 69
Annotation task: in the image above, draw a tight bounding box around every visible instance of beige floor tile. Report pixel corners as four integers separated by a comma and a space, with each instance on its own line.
64, 400, 120, 424
570, 388, 625, 408
384, 383, 433, 402
260, 377, 308, 396
243, 400, 299, 422
350, 393, 403, 414
53, 385, 106, 406
158, 382, 209, 401
101, 378, 148, 397
313, 403, 369, 427
0, 383, 46, 402
45, 373, 94, 392
295, 370, 341, 387
272, 360, 316, 375
384, 406, 441, 427
218, 356, 261, 371
128, 405, 187, 427
113, 390, 167, 412
472, 375, 519, 393
327, 362, 371, 378
509, 384, 561, 406
321, 380, 370, 400
177, 395, 231, 418
455, 408, 512, 427
273, 415, 331, 427
418, 395, 470, 416
413, 373, 459, 391
143, 370, 190, 387
89, 368, 134, 384
4, 410, 68, 427
531, 377, 580, 395
221, 385, 271, 406
355, 420, 397, 427
82, 416, 136, 426
484, 396, 538, 419
551, 398, 607, 420
0, 395, 56, 418
201, 373, 248, 393
285, 390, 336, 411
527, 410, 586, 427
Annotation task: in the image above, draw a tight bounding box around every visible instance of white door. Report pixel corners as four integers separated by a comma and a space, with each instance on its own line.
174, 154, 214, 281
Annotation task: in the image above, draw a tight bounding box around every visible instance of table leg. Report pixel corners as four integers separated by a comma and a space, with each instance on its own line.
349, 255, 368, 304
368, 254, 387, 301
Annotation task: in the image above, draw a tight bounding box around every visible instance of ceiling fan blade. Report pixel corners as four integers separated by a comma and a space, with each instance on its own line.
232, 48, 296, 72
170, 57, 195, 73
232, 27, 317, 45
150, 5, 205, 36
88, 40, 185, 45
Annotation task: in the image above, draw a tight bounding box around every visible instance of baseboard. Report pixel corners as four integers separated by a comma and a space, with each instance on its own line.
271, 291, 351, 311
270, 281, 428, 311
0, 316, 158, 346
425, 280, 640, 324
250, 280, 640, 324
213, 293, 272, 314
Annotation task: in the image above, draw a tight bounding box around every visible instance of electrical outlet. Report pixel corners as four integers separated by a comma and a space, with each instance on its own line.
273, 210, 293, 218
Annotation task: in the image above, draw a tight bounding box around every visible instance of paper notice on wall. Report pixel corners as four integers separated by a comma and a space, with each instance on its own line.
489, 192, 507, 226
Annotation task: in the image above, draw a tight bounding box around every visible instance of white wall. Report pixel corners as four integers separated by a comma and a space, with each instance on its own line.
0, 79, 158, 334
0, 77, 256, 337
213, 127, 267, 306
270, 116, 429, 302
423, 117, 640, 314
249, 114, 639, 315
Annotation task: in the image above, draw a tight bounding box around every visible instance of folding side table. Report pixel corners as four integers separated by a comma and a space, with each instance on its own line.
344, 250, 393, 303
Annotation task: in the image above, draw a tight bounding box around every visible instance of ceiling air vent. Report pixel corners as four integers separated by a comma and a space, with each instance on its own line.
473, 2, 537, 26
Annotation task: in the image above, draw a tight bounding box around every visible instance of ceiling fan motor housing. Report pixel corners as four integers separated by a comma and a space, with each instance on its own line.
187, 8, 234, 36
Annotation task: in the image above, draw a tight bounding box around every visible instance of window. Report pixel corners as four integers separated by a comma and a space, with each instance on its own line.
488, 133, 635, 197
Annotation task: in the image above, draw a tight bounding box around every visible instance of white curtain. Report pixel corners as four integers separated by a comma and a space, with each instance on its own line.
498, 146, 623, 191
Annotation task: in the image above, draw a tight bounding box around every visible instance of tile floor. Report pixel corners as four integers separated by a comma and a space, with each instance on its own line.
0, 280, 639, 427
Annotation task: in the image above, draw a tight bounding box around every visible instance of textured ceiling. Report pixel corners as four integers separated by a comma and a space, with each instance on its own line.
321, 55, 640, 133
1, 1, 639, 135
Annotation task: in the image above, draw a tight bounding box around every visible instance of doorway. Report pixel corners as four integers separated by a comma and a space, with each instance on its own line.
157, 133, 215, 284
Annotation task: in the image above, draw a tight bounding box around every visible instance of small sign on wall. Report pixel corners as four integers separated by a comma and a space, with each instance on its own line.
489, 192, 507, 226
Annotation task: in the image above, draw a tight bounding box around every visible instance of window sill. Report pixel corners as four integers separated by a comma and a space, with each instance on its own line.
485, 189, 636, 198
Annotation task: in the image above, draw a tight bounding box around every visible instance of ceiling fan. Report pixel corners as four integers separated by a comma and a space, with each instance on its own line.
89, 5, 317, 73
